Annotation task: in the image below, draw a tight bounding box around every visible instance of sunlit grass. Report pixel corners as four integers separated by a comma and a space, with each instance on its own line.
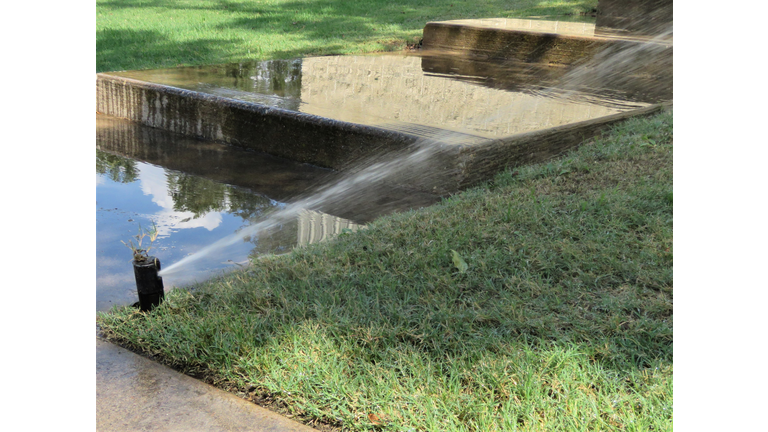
97, 0, 597, 71
98, 2, 669, 430
99, 111, 673, 431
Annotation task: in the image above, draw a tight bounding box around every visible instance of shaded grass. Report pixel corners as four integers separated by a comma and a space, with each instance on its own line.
98, 110, 673, 431
97, 0, 597, 71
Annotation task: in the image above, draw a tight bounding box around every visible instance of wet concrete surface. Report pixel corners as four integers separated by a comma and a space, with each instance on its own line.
106, 52, 647, 141
97, 51, 667, 194
97, 339, 318, 432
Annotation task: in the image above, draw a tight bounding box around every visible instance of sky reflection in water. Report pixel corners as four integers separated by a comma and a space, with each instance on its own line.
96, 151, 295, 312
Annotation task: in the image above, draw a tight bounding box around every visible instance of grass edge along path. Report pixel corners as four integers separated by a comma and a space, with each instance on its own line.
98, 110, 673, 431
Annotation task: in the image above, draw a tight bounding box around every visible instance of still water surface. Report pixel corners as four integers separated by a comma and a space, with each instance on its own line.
97, 47, 670, 311
97, 152, 273, 311
111, 52, 663, 142
95, 116, 407, 312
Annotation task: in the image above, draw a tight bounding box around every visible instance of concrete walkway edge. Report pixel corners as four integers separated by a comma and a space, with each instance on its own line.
97, 339, 319, 432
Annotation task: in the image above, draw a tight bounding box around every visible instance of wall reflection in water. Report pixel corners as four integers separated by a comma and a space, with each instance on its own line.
113, 50, 658, 140
96, 117, 362, 312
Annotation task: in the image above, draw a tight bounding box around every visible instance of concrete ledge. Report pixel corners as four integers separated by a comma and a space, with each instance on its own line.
419, 53, 670, 104
596, 0, 673, 35
453, 102, 672, 190
422, 19, 671, 64
97, 73, 425, 171
421, 19, 672, 105
97, 72, 670, 195
423, 20, 623, 64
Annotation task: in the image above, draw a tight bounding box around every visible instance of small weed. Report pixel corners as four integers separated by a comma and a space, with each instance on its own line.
121, 222, 159, 262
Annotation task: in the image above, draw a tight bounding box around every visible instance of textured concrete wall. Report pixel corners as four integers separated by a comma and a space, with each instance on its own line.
454, 103, 671, 190
422, 19, 670, 62
96, 74, 421, 171
422, 21, 612, 65
596, 0, 673, 35
97, 57, 670, 195
421, 19, 672, 104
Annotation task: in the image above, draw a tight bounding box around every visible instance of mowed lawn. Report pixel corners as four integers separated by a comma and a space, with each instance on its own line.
97, 0, 597, 72
98, 112, 673, 431
97, 1, 671, 430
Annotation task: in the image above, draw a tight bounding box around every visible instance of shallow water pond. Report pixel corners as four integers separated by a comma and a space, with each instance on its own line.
95, 115, 386, 312
109, 51, 663, 143
98, 152, 276, 311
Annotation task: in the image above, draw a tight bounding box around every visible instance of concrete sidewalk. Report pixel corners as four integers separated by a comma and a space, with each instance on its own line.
97, 339, 319, 432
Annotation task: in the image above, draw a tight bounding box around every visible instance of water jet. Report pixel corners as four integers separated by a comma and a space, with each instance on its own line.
97, 10, 672, 289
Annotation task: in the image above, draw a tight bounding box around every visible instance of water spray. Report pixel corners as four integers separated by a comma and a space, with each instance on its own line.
158, 139, 445, 277
157, 29, 672, 279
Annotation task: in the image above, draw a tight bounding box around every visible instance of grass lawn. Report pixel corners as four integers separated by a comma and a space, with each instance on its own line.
98, 112, 673, 431
97, 0, 597, 72
97, 1, 671, 430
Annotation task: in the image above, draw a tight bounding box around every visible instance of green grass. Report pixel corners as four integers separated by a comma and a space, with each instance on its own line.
98, 1, 670, 429
98, 110, 673, 431
97, 0, 597, 72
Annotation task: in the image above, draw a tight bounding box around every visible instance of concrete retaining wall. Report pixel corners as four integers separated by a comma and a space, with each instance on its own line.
421, 20, 623, 65
454, 102, 671, 190
596, 0, 673, 35
97, 73, 670, 195
96, 74, 421, 171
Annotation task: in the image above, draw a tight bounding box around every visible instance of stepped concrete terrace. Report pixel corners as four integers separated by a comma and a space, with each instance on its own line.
96, 19, 672, 195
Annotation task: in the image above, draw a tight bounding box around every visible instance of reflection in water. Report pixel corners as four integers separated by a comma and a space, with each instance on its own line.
148, 58, 304, 112
96, 113, 332, 203
96, 148, 361, 312
96, 113, 441, 295
96, 111, 433, 311
297, 210, 363, 245
97, 114, 441, 222
112, 48, 663, 140
96, 151, 139, 184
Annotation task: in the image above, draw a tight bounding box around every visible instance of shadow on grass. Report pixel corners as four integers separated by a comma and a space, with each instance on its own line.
97, 0, 597, 71
97, 28, 248, 72
101, 126, 673, 376
97, 110, 673, 430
